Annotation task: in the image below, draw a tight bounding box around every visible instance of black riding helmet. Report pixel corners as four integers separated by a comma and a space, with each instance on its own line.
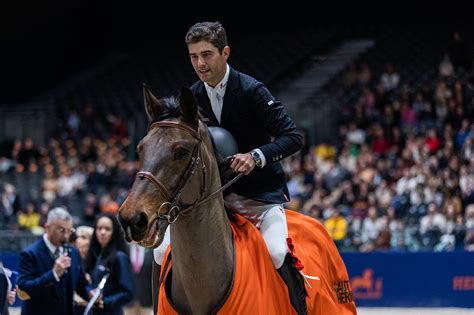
208, 126, 238, 159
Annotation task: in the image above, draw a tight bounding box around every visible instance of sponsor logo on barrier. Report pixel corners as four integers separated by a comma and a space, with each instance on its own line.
350, 268, 383, 299
453, 276, 474, 291
333, 280, 354, 304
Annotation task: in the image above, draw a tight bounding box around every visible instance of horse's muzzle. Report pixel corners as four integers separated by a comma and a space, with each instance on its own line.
118, 210, 148, 242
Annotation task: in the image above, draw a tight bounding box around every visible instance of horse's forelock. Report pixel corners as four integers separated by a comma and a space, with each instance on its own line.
148, 96, 181, 124
149, 95, 204, 126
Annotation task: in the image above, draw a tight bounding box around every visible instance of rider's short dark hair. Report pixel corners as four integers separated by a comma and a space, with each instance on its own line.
185, 21, 227, 53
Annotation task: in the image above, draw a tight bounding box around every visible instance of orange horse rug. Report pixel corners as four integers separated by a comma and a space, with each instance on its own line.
157, 210, 357, 314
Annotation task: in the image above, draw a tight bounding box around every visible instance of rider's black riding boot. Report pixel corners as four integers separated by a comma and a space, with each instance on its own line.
277, 253, 308, 315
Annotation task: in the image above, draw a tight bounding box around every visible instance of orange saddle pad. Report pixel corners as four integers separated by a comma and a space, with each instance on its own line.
157, 210, 357, 315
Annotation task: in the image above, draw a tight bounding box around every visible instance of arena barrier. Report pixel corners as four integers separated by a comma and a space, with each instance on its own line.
2, 251, 473, 308
341, 251, 474, 307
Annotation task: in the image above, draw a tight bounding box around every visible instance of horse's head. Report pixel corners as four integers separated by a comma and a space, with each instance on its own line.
118, 85, 217, 248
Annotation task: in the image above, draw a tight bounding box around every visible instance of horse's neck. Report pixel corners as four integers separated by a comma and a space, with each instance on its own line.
170, 194, 233, 314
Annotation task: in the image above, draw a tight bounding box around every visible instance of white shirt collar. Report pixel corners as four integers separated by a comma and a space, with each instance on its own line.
204, 64, 230, 98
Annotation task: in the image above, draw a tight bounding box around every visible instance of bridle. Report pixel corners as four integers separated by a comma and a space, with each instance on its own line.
136, 120, 242, 223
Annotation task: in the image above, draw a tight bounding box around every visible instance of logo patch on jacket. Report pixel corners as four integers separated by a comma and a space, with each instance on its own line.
16, 285, 31, 301
333, 280, 354, 304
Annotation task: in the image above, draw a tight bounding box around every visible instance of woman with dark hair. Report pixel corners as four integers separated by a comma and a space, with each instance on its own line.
85, 213, 134, 315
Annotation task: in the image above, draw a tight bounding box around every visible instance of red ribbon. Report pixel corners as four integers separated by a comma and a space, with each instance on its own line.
286, 237, 304, 271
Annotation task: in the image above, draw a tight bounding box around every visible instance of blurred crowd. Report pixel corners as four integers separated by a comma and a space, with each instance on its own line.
283, 32, 474, 252
1, 31, 473, 254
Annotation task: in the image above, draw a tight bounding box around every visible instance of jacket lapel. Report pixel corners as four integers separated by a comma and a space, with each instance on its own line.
195, 82, 219, 125
220, 67, 239, 126
38, 239, 54, 266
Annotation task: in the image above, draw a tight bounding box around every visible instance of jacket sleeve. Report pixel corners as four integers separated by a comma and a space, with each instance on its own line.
17, 250, 59, 298
251, 82, 303, 164
102, 252, 135, 309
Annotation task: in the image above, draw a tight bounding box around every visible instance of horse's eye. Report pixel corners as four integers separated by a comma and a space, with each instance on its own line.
174, 147, 189, 160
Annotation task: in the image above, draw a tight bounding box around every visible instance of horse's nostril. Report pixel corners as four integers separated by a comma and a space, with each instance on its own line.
132, 212, 148, 233
118, 214, 132, 242
119, 211, 148, 242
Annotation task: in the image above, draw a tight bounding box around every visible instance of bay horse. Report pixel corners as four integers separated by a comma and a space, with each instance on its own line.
118, 85, 357, 315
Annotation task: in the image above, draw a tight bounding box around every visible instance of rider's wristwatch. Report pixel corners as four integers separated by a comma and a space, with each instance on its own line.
250, 150, 263, 168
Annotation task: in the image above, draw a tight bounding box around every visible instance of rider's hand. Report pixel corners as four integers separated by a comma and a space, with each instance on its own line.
230, 153, 256, 175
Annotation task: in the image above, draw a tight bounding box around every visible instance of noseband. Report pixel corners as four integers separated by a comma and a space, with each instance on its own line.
136, 120, 242, 223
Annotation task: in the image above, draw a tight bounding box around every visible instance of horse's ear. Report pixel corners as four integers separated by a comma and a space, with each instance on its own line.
179, 86, 198, 126
143, 83, 165, 122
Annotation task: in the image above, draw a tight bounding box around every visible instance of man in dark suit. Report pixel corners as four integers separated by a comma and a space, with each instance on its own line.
154, 21, 306, 314
17, 207, 95, 315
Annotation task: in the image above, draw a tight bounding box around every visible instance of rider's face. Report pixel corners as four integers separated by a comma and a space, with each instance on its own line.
188, 40, 229, 87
